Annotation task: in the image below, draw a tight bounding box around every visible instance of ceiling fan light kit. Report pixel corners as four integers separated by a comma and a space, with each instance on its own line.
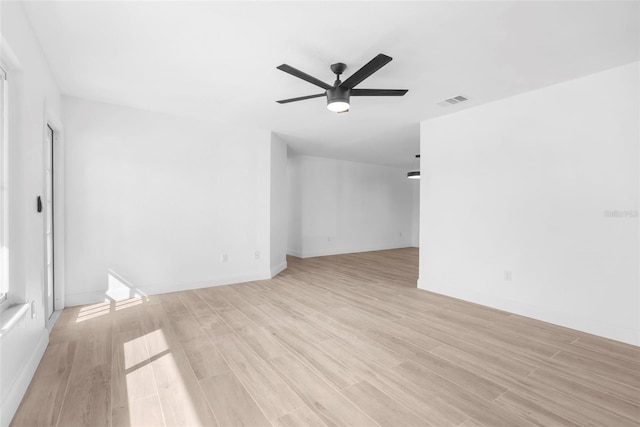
277, 54, 408, 113
326, 87, 350, 112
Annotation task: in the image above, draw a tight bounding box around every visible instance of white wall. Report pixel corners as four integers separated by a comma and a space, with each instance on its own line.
288, 155, 414, 258
270, 134, 287, 276
0, 2, 62, 425
411, 180, 420, 247
286, 154, 302, 256
419, 62, 639, 345
62, 97, 274, 305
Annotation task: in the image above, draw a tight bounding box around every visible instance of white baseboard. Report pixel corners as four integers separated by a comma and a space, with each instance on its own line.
65, 270, 272, 307
417, 278, 639, 347
270, 261, 287, 278
1, 328, 49, 427
45, 310, 62, 333
296, 244, 414, 259
286, 249, 303, 258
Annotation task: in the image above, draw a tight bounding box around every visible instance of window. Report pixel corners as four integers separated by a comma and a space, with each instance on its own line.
0, 65, 7, 305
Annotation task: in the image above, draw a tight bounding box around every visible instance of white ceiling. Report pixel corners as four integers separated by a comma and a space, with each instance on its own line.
22, 1, 639, 168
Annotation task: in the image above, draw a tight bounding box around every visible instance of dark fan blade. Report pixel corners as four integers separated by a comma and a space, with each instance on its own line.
340, 54, 393, 89
276, 93, 325, 104
351, 89, 408, 96
277, 64, 332, 90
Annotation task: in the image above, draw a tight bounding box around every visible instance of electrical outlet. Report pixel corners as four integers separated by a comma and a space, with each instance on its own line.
221, 253, 228, 263
255, 251, 260, 260
504, 271, 512, 281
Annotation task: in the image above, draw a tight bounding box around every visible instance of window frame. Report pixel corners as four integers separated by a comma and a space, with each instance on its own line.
0, 64, 8, 307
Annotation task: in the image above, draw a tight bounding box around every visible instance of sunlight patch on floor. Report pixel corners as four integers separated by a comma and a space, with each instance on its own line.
115, 298, 144, 311
107, 270, 148, 302
75, 302, 111, 322
122, 328, 203, 425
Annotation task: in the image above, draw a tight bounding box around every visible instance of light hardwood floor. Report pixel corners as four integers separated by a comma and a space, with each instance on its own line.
12, 248, 640, 426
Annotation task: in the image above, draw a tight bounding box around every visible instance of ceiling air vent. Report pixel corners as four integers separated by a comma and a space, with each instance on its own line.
437, 95, 469, 107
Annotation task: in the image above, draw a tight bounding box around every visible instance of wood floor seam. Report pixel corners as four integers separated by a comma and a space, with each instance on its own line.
53, 351, 74, 427
142, 340, 169, 427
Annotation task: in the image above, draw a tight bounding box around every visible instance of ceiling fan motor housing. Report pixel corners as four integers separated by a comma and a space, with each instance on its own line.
327, 86, 350, 106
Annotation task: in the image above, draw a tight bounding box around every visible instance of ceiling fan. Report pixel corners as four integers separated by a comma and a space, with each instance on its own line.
276, 53, 408, 113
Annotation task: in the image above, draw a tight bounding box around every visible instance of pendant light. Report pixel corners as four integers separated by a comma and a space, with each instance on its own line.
407, 154, 420, 179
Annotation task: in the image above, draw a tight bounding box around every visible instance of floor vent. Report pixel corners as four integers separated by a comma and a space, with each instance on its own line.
437, 95, 469, 107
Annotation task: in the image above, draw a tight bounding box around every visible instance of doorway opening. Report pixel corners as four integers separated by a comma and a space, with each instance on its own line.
44, 124, 55, 320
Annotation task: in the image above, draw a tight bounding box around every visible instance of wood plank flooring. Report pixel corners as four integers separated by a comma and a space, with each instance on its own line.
12, 248, 640, 426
